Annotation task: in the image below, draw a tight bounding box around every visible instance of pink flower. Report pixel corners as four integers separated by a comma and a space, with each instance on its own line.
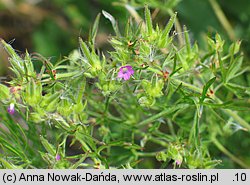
55, 154, 61, 161
118, 65, 134, 81
175, 159, 182, 166
7, 103, 15, 115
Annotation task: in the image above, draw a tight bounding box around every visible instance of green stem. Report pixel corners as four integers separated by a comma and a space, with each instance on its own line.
215, 98, 250, 131
172, 79, 202, 93
212, 137, 249, 168
149, 137, 168, 147
127, 4, 143, 23
226, 110, 250, 130
87, 110, 123, 122
189, 109, 201, 148
134, 131, 168, 147
137, 151, 161, 157
104, 96, 110, 113
137, 104, 188, 127
172, 79, 250, 131
208, 0, 236, 40
167, 120, 176, 137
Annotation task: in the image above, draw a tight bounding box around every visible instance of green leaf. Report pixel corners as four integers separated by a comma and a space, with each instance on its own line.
215, 33, 224, 52
123, 142, 142, 150
225, 55, 243, 83
218, 52, 226, 83
229, 40, 241, 55
162, 12, 177, 39
75, 131, 96, 152
124, 18, 132, 38
200, 77, 216, 103
224, 83, 250, 97
184, 25, 191, 55
0, 137, 26, 160
69, 154, 89, 169
24, 51, 35, 77
204, 100, 250, 111
79, 37, 94, 66
91, 13, 101, 44
54, 71, 79, 79
40, 92, 60, 108
0, 158, 23, 169
138, 104, 189, 127
144, 5, 153, 35
149, 122, 161, 132
102, 10, 120, 36
1, 39, 22, 61
40, 136, 56, 156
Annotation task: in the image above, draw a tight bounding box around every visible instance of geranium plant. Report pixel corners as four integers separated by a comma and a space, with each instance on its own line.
0, 6, 249, 169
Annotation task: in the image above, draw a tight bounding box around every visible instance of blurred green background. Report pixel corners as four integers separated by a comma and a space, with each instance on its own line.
1, 0, 250, 66
0, 0, 250, 168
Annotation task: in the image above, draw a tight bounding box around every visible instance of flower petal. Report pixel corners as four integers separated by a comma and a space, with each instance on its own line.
117, 65, 134, 81
123, 73, 130, 80
56, 154, 61, 161
128, 68, 134, 75
117, 71, 124, 78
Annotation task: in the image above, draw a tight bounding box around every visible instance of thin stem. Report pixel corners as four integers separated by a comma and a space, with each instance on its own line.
172, 78, 250, 131
215, 98, 250, 131
149, 137, 168, 147
172, 79, 202, 93
104, 96, 110, 113
134, 131, 168, 147
167, 120, 176, 137
152, 8, 160, 20
137, 151, 161, 157
209, 0, 236, 40
137, 104, 188, 127
125, 4, 145, 29
212, 137, 249, 168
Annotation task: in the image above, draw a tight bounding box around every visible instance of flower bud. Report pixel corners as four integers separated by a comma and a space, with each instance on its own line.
142, 79, 164, 98
138, 96, 155, 107
156, 151, 168, 162
55, 154, 61, 161
7, 103, 15, 115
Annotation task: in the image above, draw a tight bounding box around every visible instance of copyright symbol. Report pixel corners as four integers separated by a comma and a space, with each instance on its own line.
3, 173, 16, 183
